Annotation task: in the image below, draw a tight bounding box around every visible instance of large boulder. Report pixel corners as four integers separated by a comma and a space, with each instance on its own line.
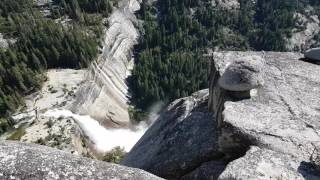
121, 89, 221, 179
216, 51, 320, 160
0, 141, 162, 180
218, 55, 265, 92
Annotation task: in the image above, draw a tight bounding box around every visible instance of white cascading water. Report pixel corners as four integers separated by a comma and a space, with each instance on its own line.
65, 0, 143, 152
43, 109, 147, 152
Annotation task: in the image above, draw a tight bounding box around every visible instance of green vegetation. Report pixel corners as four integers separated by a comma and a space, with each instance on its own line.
128, 107, 148, 123
53, 0, 114, 19
131, 0, 318, 109
6, 124, 27, 140
102, 146, 127, 164
0, 117, 13, 134
0, 0, 113, 132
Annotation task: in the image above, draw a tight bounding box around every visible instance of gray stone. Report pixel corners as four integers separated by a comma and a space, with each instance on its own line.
219, 146, 319, 180
216, 51, 320, 160
0, 141, 162, 180
70, 0, 141, 128
218, 55, 265, 92
212, 51, 320, 179
121, 89, 221, 179
182, 161, 226, 180
305, 48, 320, 62
122, 51, 320, 179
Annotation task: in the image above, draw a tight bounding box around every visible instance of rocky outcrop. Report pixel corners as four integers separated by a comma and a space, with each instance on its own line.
214, 51, 320, 160
121, 90, 223, 179
70, 0, 140, 128
123, 51, 320, 179
0, 140, 162, 180
218, 55, 264, 92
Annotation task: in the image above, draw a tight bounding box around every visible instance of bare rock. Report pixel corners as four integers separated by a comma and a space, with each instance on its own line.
123, 51, 320, 179
211, 51, 320, 179
305, 48, 320, 62
0, 141, 162, 180
219, 146, 319, 180
216, 51, 320, 160
70, 0, 141, 128
218, 55, 265, 91
121, 89, 221, 179
182, 161, 226, 180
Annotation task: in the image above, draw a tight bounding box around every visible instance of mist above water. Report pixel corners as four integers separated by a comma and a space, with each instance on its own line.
43, 109, 147, 152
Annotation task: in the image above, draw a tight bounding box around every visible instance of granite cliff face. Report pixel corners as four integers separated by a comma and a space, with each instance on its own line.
70, 0, 140, 128
122, 51, 320, 179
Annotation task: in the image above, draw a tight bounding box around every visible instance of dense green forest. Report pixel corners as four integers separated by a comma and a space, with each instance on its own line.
0, 0, 113, 133
130, 0, 320, 109
1, 0, 320, 131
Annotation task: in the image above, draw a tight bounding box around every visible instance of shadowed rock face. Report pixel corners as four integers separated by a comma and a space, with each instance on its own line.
121, 90, 222, 179
305, 48, 320, 63
122, 51, 320, 179
0, 141, 162, 180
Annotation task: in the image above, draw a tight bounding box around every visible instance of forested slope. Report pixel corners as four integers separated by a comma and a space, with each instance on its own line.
0, 0, 114, 133
130, 0, 320, 109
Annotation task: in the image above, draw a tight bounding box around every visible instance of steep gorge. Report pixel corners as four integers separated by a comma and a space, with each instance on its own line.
70, 0, 141, 128
1, 0, 145, 157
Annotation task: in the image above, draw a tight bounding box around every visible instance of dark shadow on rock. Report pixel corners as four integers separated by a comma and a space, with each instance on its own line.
298, 161, 320, 180
181, 160, 228, 180
299, 58, 320, 65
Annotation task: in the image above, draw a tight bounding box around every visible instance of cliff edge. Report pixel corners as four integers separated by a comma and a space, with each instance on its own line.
122, 51, 320, 179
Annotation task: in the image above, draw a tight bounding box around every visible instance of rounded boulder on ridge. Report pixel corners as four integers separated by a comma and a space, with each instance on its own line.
218, 55, 265, 91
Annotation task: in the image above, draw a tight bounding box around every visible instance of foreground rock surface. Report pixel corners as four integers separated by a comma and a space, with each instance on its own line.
219, 146, 319, 180
0, 141, 162, 180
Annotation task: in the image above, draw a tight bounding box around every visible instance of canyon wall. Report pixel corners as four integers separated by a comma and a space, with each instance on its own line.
70, 0, 141, 128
